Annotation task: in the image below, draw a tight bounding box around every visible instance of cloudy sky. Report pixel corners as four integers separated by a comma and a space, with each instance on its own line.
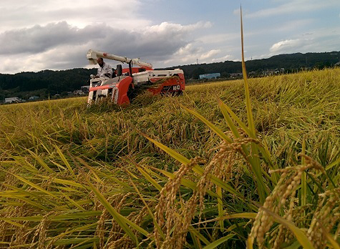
1, 0, 340, 74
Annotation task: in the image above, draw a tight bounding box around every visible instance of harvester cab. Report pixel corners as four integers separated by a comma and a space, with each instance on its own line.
86, 49, 185, 106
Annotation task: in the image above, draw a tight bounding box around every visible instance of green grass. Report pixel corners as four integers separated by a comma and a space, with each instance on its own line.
0, 69, 340, 248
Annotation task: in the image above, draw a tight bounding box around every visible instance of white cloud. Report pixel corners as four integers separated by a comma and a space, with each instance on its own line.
246, 0, 340, 18
0, 22, 83, 54
270, 39, 305, 53
162, 43, 224, 66
0, 0, 145, 32
1, 44, 92, 73
269, 23, 340, 56
147, 21, 211, 34
162, 43, 201, 65
0, 20, 211, 73
200, 49, 220, 60
198, 33, 239, 45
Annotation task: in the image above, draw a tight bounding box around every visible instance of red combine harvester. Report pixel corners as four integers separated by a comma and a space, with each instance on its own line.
86, 49, 185, 105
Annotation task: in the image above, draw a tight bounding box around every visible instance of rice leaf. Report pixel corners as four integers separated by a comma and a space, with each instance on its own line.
47, 223, 97, 242
128, 177, 165, 240
53, 237, 99, 246
38, 175, 86, 189
326, 233, 340, 249
143, 134, 190, 164
218, 99, 251, 136
193, 212, 257, 225
301, 140, 307, 207
55, 145, 76, 178
86, 180, 149, 245
136, 166, 163, 191
240, 6, 256, 137
217, 186, 224, 231
3, 220, 24, 228
261, 207, 314, 249
189, 226, 210, 245
9, 172, 58, 198
182, 106, 233, 143
26, 149, 54, 174
218, 99, 274, 169
203, 234, 234, 249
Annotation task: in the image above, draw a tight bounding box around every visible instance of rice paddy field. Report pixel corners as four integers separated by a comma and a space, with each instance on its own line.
0, 68, 340, 248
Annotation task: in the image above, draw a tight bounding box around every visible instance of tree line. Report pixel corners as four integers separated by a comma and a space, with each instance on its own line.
170, 51, 340, 79
0, 68, 96, 101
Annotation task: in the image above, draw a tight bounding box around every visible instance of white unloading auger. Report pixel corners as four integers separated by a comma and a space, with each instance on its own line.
86, 49, 153, 69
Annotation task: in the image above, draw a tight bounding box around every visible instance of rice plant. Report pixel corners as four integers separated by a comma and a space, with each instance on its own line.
1, 9, 340, 249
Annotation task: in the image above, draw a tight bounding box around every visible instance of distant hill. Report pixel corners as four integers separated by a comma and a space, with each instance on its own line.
0, 51, 339, 101
165, 51, 340, 79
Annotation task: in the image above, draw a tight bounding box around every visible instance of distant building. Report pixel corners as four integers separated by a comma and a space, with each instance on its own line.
230, 73, 243, 78
81, 86, 90, 94
73, 90, 85, 95
199, 73, 221, 80
28, 96, 39, 101
5, 97, 22, 104
263, 68, 285, 76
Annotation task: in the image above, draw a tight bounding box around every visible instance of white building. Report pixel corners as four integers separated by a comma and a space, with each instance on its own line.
5, 97, 22, 104
199, 73, 221, 80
